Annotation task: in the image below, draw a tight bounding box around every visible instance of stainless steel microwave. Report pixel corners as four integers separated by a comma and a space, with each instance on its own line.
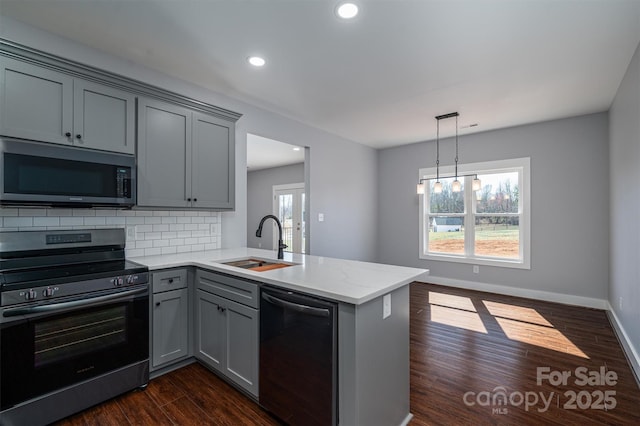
0, 138, 136, 207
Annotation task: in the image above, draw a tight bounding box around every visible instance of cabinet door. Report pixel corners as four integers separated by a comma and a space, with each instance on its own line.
0, 57, 73, 145
224, 299, 259, 397
137, 98, 191, 207
152, 288, 189, 368
73, 79, 135, 154
195, 289, 225, 371
191, 112, 235, 209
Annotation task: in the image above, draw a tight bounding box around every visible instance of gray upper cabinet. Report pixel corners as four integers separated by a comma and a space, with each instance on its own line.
73, 79, 135, 154
0, 57, 73, 145
192, 112, 235, 209
137, 98, 192, 208
137, 97, 235, 210
0, 57, 135, 154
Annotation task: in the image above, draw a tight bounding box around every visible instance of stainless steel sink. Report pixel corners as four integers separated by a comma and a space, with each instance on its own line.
220, 258, 296, 271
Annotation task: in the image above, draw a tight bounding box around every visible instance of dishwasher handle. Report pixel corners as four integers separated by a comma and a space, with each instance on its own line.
262, 292, 331, 318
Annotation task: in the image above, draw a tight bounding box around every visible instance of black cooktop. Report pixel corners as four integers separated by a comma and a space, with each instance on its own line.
0, 259, 148, 290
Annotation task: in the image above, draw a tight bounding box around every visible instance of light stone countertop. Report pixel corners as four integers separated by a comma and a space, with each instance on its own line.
130, 247, 428, 305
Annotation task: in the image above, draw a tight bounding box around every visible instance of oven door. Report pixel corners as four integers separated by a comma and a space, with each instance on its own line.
0, 286, 149, 411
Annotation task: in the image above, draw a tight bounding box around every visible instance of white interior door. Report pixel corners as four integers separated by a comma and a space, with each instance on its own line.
273, 183, 305, 254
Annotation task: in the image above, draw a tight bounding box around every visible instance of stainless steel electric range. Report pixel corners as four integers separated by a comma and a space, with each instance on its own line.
0, 228, 149, 426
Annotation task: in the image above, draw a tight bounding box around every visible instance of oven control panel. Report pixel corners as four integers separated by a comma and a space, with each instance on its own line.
111, 274, 144, 287
1, 272, 149, 307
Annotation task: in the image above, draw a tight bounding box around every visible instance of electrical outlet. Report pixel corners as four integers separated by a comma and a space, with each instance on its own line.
619, 297, 623, 310
473, 265, 479, 274
383, 294, 391, 319
126, 226, 136, 240
318, 213, 325, 222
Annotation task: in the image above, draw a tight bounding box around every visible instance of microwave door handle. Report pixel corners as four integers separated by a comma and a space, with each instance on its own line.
2, 287, 147, 318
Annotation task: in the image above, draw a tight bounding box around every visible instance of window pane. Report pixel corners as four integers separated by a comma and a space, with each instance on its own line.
475, 172, 519, 213
429, 216, 465, 254
474, 216, 519, 258
429, 177, 464, 214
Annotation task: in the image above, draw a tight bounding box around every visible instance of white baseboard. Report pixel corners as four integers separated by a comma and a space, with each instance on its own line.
420, 275, 608, 309
606, 303, 640, 387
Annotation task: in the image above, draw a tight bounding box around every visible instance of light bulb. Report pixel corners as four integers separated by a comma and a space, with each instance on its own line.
433, 181, 443, 194
452, 179, 462, 192
472, 177, 482, 191
416, 183, 425, 194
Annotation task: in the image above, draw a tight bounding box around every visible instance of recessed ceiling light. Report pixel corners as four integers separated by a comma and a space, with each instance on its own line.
293, 147, 301, 151
336, 2, 358, 19
247, 56, 266, 67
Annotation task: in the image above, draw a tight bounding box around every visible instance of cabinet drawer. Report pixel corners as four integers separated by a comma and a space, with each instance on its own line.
152, 269, 188, 293
196, 270, 258, 308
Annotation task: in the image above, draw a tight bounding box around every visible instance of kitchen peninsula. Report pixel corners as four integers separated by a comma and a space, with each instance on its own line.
132, 248, 428, 426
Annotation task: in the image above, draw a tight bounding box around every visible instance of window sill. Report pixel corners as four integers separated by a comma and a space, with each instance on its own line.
420, 253, 530, 270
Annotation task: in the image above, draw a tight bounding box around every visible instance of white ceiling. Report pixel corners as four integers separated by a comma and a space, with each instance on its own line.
247, 134, 304, 171
2, 0, 639, 148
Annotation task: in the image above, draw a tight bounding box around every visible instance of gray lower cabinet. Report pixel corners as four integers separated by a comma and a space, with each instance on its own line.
0, 57, 135, 154
137, 97, 235, 210
151, 269, 190, 369
195, 271, 258, 397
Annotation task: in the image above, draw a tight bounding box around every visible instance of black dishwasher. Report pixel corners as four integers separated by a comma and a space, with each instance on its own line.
260, 286, 338, 426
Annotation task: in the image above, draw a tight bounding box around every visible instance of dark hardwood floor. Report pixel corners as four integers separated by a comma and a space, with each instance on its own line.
56, 282, 640, 425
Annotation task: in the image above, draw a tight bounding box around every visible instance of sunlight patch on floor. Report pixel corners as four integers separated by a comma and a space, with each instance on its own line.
482, 300, 552, 326
428, 291, 476, 312
495, 317, 589, 359
430, 304, 488, 334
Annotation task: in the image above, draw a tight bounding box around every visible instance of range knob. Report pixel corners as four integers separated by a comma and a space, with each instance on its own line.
126, 275, 137, 285
43, 287, 57, 297
25, 289, 37, 301
112, 277, 124, 287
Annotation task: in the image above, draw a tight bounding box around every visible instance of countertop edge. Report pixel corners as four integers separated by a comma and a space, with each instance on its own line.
131, 249, 428, 305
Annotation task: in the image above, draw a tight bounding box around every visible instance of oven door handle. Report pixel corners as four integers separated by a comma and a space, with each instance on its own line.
2, 287, 147, 317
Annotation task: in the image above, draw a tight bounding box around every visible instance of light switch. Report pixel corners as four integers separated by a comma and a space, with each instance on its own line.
383, 294, 391, 319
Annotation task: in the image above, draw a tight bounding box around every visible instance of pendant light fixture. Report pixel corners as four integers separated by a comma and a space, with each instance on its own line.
451, 113, 461, 192
417, 112, 481, 194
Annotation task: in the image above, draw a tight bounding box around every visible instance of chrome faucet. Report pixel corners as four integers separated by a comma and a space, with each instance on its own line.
255, 215, 287, 259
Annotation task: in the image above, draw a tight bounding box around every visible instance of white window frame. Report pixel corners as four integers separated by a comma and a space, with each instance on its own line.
418, 157, 530, 269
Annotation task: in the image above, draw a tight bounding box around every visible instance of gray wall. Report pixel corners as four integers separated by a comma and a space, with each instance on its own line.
246, 163, 304, 250
609, 42, 640, 368
377, 113, 610, 301
0, 17, 378, 262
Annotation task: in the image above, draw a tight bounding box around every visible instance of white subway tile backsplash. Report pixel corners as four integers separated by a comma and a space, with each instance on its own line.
4, 209, 222, 258
145, 232, 162, 240
136, 224, 153, 233
161, 246, 177, 255
0, 208, 19, 217
152, 224, 169, 232
19, 208, 47, 217
60, 217, 85, 226
153, 239, 169, 248
84, 216, 106, 226
125, 216, 145, 225
33, 217, 60, 227
5, 217, 33, 227
144, 216, 162, 224
105, 216, 126, 225
144, 247, 162, 256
